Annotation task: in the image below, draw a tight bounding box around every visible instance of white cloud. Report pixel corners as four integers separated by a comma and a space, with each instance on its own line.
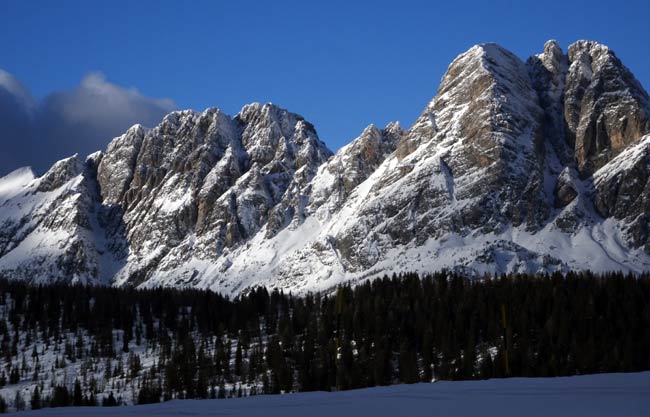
56, 72, 175, 126
0, 69, 35, 111
0, 69, 176, 175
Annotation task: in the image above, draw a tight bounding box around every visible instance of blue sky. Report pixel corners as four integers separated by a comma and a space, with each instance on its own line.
1, 0, 649, 174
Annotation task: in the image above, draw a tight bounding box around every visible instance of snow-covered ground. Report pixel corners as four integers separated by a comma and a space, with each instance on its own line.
17, 371, 650, 417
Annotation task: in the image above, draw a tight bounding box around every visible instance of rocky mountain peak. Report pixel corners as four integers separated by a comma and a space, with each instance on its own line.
37, 154, 85, 192
399, 42, 543, 164
564, 40, 650, 174
97, 124, 146, 205
567, 39, 611, 63
1, 40, 650, 293
383, 121, 403, 137
235, 102, 329, 169
357, 122, 403, 152
527, 40, 570, 164
541, 39, 564, 64
307, 122, 403, 219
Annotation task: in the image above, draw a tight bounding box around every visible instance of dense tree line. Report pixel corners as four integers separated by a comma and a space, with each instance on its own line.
0, 271, 648, 412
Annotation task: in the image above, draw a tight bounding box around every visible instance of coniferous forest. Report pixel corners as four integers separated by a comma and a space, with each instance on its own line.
0, 271, 649, 413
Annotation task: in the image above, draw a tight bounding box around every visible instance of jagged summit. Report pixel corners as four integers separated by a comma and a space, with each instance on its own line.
1, 40, 649, 293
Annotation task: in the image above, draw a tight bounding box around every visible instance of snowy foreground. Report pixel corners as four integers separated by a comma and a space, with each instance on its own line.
17, 372, 650, 417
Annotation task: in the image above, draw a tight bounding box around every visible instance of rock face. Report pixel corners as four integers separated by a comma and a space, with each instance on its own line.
98, 104, 332, 286
0, 155, 109, 284
593, 135, 650, 252
1, 39, 649, 293
563, 41, 650, 174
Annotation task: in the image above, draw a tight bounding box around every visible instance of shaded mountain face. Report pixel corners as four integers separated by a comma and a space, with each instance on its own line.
1, 40, 649, 293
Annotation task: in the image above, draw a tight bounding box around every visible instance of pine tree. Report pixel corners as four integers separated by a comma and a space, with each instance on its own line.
73, 379, 83, 406
30, 386, 41, 410
235, 343, 243, 377
102, 392, 118, 407
14, 390, 25, 412
51, 385, 70, 407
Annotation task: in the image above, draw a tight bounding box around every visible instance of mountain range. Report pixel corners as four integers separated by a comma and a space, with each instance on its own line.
1, 39, 649, 294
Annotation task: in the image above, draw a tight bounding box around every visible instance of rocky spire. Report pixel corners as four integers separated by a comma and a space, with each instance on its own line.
527, 40, 571, 164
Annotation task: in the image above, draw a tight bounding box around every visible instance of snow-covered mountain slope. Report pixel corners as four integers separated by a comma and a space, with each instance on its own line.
0, 155, 117, 285
18, 372, 650, 417
1, 39, 650, 294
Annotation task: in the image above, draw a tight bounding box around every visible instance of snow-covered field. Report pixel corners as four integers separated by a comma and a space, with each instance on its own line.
17, 371, 650, 417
